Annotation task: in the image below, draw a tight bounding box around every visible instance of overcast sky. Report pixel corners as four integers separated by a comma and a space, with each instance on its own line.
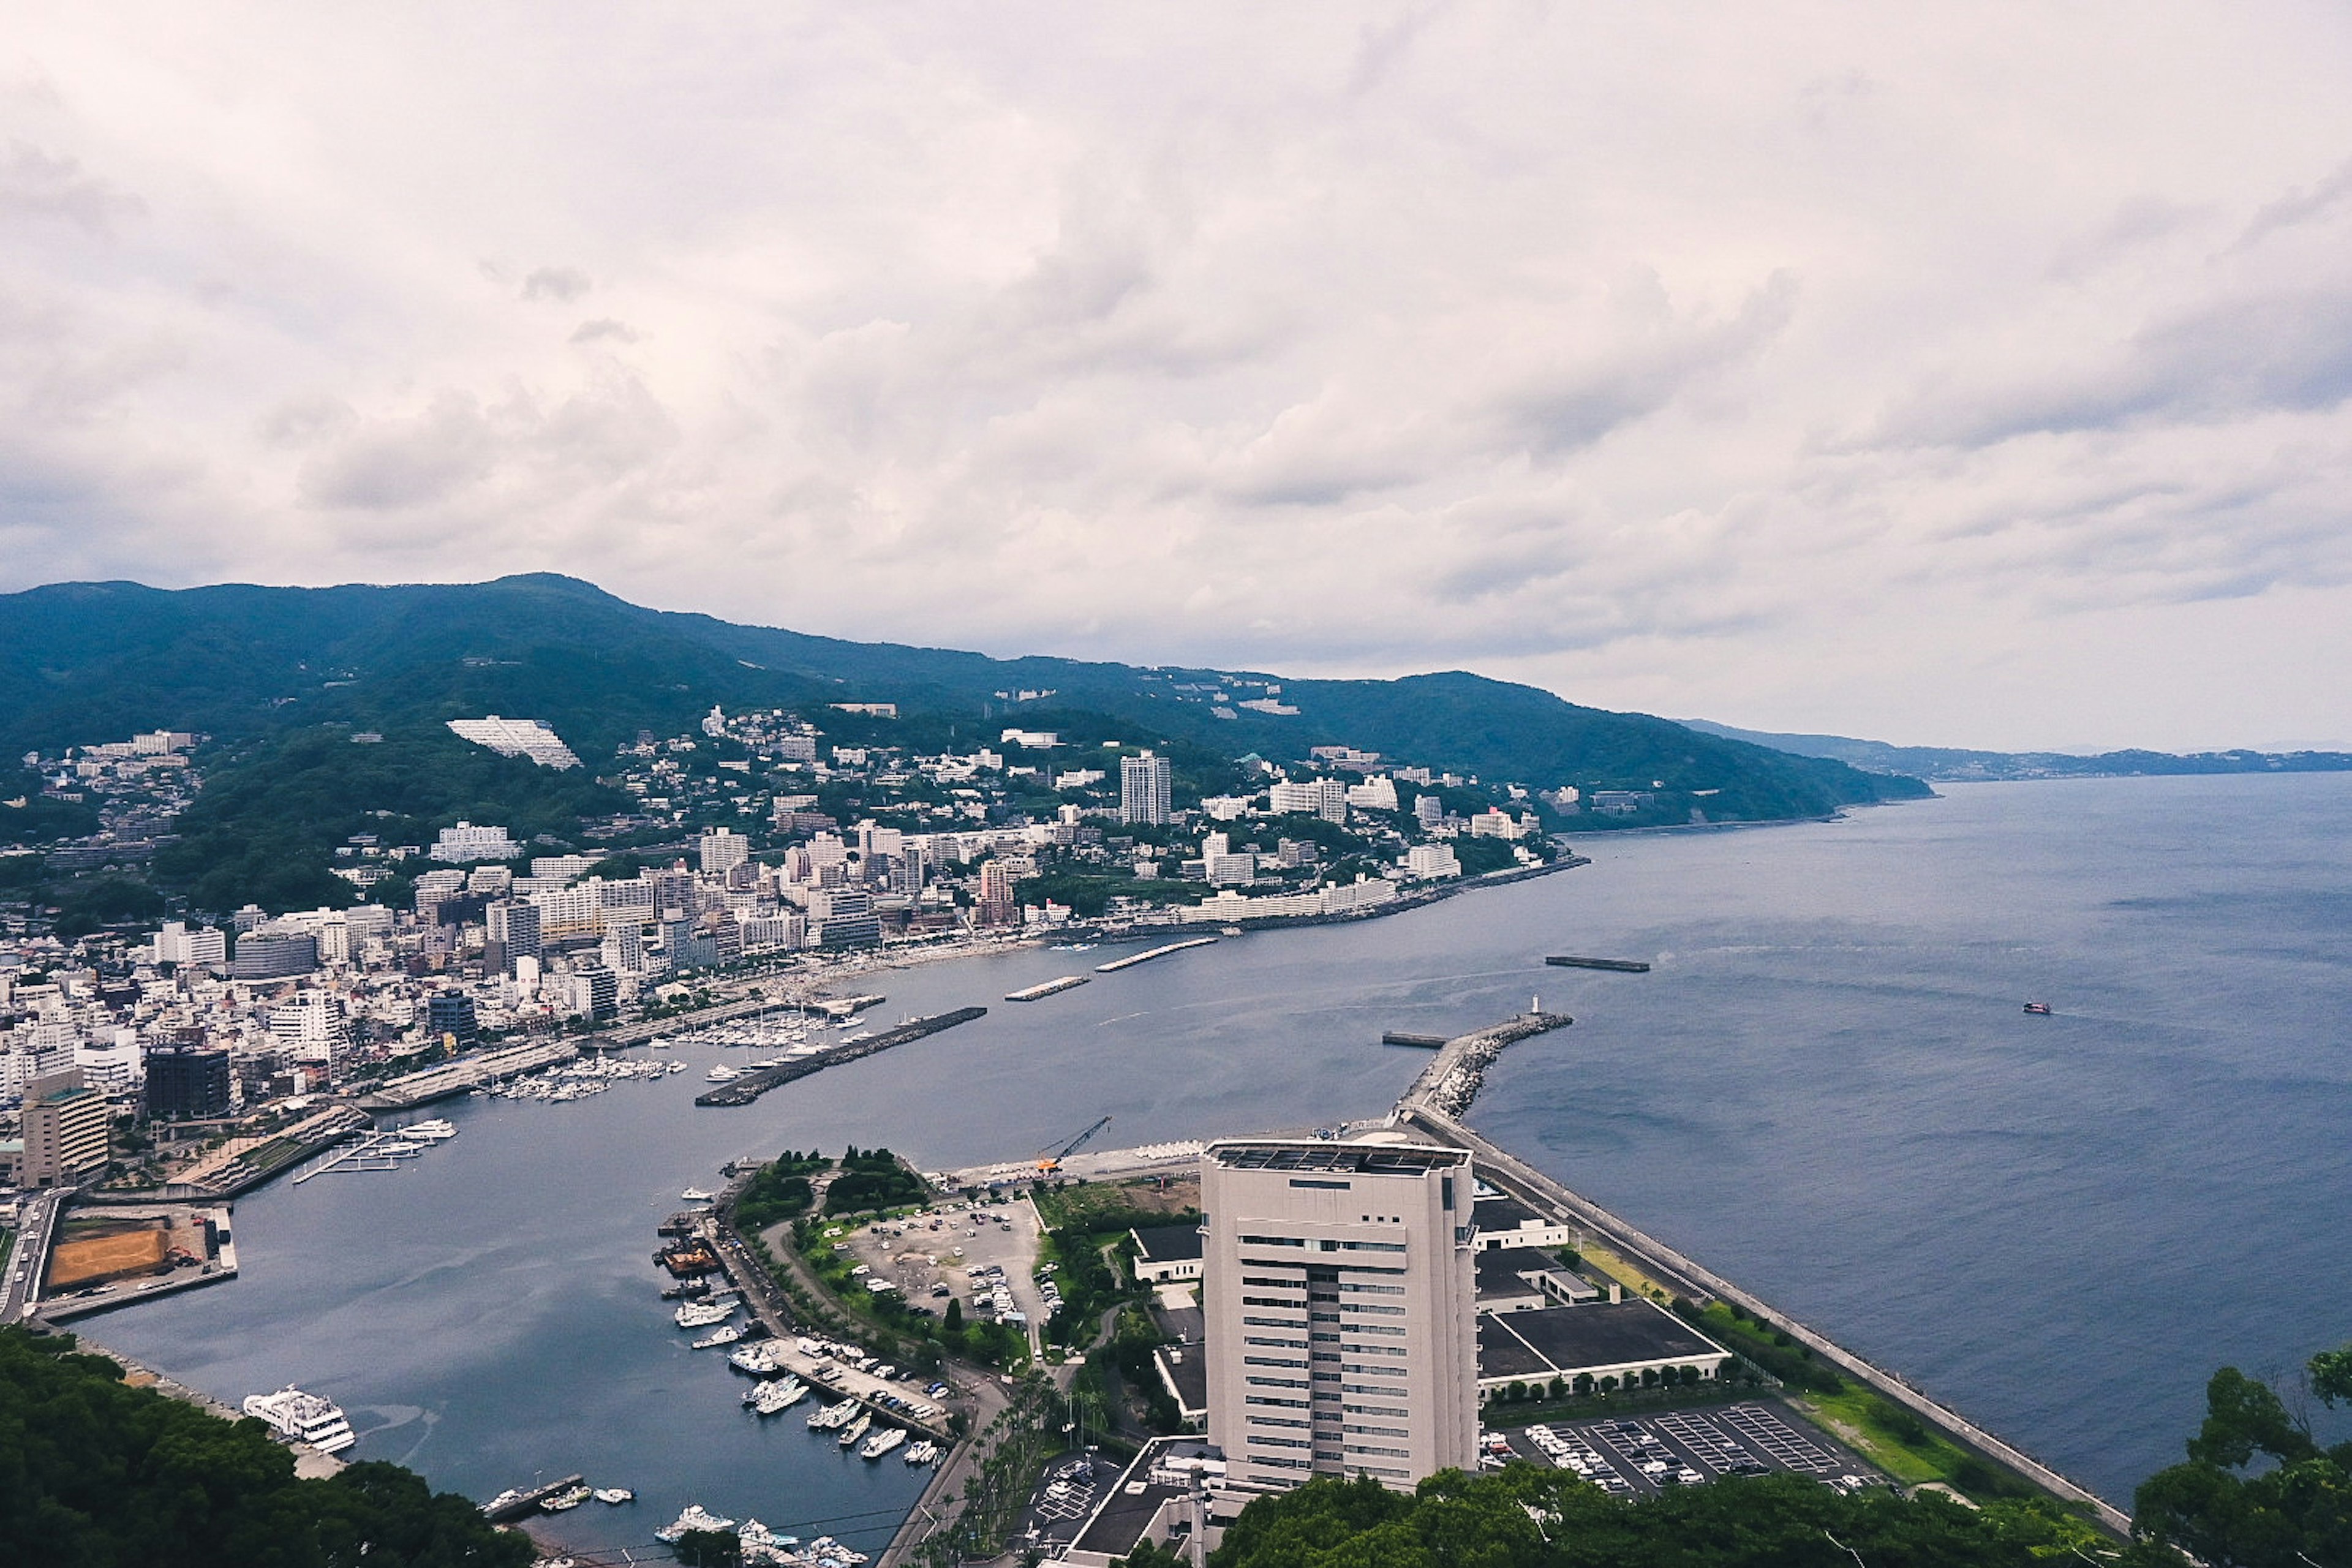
6, 5, 2351, 750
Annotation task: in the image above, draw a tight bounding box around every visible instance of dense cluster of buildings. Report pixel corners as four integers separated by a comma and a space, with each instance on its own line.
0, 704, 1570, 1199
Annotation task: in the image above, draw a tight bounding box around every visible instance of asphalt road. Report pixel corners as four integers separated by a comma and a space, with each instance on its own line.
2, 1189, 64, 1323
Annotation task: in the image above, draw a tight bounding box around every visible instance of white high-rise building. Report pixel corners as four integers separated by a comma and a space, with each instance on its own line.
153, 921, 228, 971
1121, 752, 1174, 826
699, 827, 751, 875
429, 821, 522, 863
1201, 1136, 1479, 1497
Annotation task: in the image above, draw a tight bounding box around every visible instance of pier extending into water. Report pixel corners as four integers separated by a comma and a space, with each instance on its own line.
1006, 975, 1088, 1002
695, 1008, 989, 1106
1093, 936, 1216, 973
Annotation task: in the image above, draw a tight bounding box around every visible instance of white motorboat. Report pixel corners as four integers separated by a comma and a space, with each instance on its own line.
593, 1487, 634, 1505
676, 1298, 738, 1329
655, 1504, 737, 1542
860, 1425, 907, 1460
680, 1186, 716, 1202
747, 1377, 809, 1415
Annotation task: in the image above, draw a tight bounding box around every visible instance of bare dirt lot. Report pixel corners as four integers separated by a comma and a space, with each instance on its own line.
48, 1225, 169, 1289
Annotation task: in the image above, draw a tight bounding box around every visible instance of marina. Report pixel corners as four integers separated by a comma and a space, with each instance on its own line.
695, 1008, 989, 1107
288, 1120, 458, 1185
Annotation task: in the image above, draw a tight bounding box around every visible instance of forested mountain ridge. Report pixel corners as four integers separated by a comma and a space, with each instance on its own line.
1676, 718, 2352, 783
2, 573, 1924, 817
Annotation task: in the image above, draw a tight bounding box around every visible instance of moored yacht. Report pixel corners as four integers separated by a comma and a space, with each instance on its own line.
655, 1504, 736, 1543
241, 1386, 357, 1455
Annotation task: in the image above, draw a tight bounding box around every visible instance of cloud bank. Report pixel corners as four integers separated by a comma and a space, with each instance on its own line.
4, 3, 2351, 749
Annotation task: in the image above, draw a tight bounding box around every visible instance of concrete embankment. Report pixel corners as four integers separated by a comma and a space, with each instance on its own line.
1400, 1104, 2132, 1535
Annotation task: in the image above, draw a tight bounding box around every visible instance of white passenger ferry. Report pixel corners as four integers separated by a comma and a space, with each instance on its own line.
241, 1386, 357, 1455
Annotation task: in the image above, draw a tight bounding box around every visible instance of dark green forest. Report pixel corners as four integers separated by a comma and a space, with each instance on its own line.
0, 1328, 530, 1568
151, 726, 627, 913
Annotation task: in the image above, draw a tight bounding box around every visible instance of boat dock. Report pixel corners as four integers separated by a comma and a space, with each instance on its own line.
1093, 936, 1216, 973
288, 1128, 445, 1185
480, 1474, 585, 1523
1006, 975, 1088, 1002
356, 1038, 584, 1111
1381, 1031, 1448, 1048
1545, 955, 1652, 972
695, 1008, 989, 1106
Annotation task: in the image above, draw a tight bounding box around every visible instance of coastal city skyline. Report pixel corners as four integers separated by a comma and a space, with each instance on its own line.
5, 8, 2350, 1567
7, 7, 2352, 752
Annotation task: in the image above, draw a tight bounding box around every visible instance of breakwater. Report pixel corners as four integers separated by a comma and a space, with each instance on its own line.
1006, 976, 1088, 1001
1396, 1011, 1574, 1120
695, 1008, 989, 1106
1545, 954, 1651, 973
1399, 1103, 2132, 1534
1093, 937, 1217, 973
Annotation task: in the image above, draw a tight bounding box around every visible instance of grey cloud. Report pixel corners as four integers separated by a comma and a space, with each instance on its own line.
0, 140, 141, 234
1496, 272, 1799, 456
2237, 155, 2352, 248
570, 317, 638, 344
1878, 288, 2352, 448
522, 266, 592, 302
298, 394, 499, 510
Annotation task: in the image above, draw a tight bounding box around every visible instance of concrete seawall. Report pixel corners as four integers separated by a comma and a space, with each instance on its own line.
1400, 1103, 2132, 1535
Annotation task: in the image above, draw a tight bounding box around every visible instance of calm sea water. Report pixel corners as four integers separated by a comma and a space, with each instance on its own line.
94, 773, 2352, 1531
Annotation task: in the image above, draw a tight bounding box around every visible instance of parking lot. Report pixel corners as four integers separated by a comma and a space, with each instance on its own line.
833, 1197, 1052, 1354
1011, 1450, 1126, 1553
1490, 1401, 1882, 1498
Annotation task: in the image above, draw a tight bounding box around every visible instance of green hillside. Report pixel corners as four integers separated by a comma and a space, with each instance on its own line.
2, 573, 1918, 800
1, 574, 1928, 915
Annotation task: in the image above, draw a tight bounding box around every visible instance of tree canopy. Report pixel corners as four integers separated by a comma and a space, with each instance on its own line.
2133, 1341, 2352, 1568
1191, 1468, 2155, 1568
0, 1328, 531, 1568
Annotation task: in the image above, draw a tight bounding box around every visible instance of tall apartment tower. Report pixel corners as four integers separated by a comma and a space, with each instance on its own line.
699, 827, 751, 875
21, 1068, 111, 1187
1201, 1136, 1479, 1496
1121, 751, 1174, 826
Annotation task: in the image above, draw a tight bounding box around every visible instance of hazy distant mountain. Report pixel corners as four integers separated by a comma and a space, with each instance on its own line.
1, 572, 1924, 810
1676, 718, 2352, 782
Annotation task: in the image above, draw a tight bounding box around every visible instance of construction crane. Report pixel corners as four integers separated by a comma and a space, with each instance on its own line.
1036, 1115, 1113, 1174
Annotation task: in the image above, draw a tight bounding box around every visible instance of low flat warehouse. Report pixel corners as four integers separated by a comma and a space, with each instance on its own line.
1476, 1299, 1733, 1400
